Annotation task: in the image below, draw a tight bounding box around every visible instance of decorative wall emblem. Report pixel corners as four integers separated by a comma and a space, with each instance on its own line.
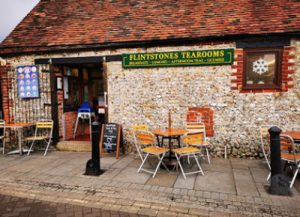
253, 58, 268, 75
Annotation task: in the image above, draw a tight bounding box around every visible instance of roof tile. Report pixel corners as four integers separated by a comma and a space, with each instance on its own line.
0, 0, 300, 54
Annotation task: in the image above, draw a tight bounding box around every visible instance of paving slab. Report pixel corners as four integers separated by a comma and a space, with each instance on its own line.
127, 158, 153, 169
249, 167, 269, 184
233, 169, 259, 197
113, 167, 151, 184
146, 172, 178, 187
111, 155, 134, 169
194, 171, 236, 194
173, 174, 196, 189
201, 158, 231, 172
230, 159, 265, 170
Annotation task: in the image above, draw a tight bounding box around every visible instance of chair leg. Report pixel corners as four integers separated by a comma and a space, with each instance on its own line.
175, 153, 186, 179
152, 153, 166, 178
290, 166, 299, 188
27, 140, 35, 156
138, 153, 150, 173
267, 172, 271, 181
193, 153, 204, 176
206, 147, 211, 164
2, 139, 5, 155
44, 139, 51, 156
73, 116, 80, 139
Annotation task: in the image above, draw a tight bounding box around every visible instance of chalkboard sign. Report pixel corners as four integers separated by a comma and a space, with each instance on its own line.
99, 123, 121, 159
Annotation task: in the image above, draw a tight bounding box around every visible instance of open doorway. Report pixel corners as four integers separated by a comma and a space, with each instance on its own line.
53, 62, 107, 142
0, 82, 3, 119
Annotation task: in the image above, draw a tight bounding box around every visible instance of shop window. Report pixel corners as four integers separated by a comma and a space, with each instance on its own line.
63, 67, 79, 112
243, 48, 282, 90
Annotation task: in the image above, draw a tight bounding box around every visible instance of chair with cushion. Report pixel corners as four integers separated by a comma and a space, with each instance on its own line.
185, 124, 210, 164
135, 130, 169, 178
259, 125, 272, 181
0, 120, 5, 154
280, 134, 300, 188
173, 132, 205, 179
26, 120, 53, 156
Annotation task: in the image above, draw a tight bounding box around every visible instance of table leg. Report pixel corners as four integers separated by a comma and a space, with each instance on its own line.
168, 136, 172, 162
156, 135, 161, 147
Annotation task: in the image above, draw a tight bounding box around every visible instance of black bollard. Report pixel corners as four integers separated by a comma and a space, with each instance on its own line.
268, 126, 290, 195
269, 126, 282, 176
84, 121, 103, 176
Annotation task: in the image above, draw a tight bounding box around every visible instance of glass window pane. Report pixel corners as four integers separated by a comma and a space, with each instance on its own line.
245, 53, 276, 85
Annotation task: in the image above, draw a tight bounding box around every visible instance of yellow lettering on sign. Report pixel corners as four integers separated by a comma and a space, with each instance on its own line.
220, 50, 224, 57
213, 50, 220, 57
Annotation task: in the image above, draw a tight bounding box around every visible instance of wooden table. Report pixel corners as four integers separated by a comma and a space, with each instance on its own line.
5, 122, 35, 155
152, 128, 187, 163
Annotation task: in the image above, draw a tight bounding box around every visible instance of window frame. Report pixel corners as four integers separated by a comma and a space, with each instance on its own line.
243, 48, 282, 90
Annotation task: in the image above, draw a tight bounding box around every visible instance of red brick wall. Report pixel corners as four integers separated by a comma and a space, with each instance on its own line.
187, 107, 214, 137
63, 111, 77, 140
0, 63, 12, 122
231, 46, 296, 93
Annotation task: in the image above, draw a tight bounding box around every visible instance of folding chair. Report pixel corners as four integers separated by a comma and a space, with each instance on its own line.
135, 130, 169, 178
132, 124, 154, 161
0, 120, 5, 154
26, 120, 53, 156
186, 124, 210, 164
259, 125, 272, 181
280, 134, 300, 188
173, 132, 204, 179
186, 110, 202, 125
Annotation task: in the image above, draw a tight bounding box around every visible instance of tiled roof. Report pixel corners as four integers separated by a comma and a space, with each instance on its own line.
1, 0, 300, 55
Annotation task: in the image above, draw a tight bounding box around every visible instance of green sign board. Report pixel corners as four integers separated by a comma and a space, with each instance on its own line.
122, 48, 234, 68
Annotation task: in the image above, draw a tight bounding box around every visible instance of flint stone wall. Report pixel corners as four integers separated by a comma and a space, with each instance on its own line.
2, 40, 300, 157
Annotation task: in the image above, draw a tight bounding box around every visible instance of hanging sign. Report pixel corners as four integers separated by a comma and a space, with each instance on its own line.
17, 65, 40, 98
122, 48, 234, 68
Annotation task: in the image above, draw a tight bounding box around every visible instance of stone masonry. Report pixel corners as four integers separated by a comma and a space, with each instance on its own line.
1, 40, 300, 157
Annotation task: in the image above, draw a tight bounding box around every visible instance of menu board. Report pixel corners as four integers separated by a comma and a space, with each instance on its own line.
99, 123, 122, 159
17, 65, 39, 98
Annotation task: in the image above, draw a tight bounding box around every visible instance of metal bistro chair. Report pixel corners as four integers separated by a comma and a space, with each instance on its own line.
26, 120, 53, 156
186, 124, 210, 164
259, 125, 272, 181
132, 124, 154, 161
173, 132, 205, 179
280, 134, 300, 188
135, 130, 169, 178
186, 110, 202, 125
0, 120, 5, 154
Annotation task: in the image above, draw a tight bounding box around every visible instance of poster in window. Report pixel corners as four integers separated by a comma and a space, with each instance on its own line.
17, 65, 39, 98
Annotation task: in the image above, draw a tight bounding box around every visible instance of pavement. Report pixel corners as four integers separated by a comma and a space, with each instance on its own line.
0, 151, 299, 217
